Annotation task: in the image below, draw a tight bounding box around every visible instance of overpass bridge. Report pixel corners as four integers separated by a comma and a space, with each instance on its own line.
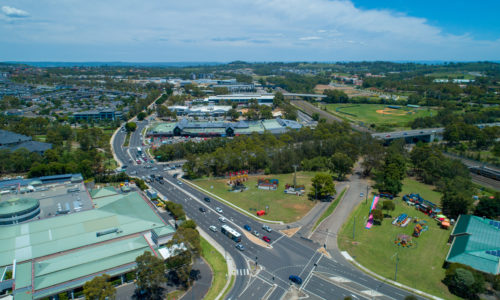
283, 93, 326, 100
372, 122, 500, 143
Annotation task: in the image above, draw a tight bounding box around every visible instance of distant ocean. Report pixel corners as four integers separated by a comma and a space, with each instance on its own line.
2, 62, 223, 67
2, 60, 499, 67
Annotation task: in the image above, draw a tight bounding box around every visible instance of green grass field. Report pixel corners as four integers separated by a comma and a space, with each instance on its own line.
338, 178, 457, 299
193, 172, 318, 223
200, 237, 229, 300
325, 104, 438, 129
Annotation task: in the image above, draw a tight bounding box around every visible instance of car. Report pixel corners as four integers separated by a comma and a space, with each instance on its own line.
129, 159, 133, 163
129, 170, 137, 175
136, 160, 141, 164
173, 174, 178, 178
151, 167, 158, 171
218, 216, 226, 223
252, 230, 260, 237
262, 225, 272, 232
360, 192, 364, 197
386, 134, 391, 138
244, 224, 251, 231
403, 132, 408, 136
420, 131, 424, 134
204, 197, 211, 202
289, 275, 303, 284
215, 207, 223, 213
199, 207, 206, 213
262, 236, 271, 243
209, 225, 217, 232
236, 244, 245, 251
177, 181, 182, 185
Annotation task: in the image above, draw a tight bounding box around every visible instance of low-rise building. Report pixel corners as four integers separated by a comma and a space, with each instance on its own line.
0, 130, 52, 155
446, 215, 500, 275
73, 109, 122, 121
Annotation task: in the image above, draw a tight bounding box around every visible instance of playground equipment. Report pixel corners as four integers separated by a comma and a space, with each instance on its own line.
379, 192, 394, 200
227, 171, 249, 186
413, 220, 429, 237
394, 234, 415, 248
365, 195, 380, 229
257, 179, 279, 190
402, 193, 442, 218
392, 214, 411, 227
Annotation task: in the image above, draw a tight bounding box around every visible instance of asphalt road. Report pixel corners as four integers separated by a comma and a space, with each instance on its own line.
112, 122, 423, 300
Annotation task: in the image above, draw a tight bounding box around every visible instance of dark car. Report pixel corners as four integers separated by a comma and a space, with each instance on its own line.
262, 236, 271, 243
244, 224, 251, 231
289, 275, 302, 284
204, 197, 211, 202
199, 207, 206, 213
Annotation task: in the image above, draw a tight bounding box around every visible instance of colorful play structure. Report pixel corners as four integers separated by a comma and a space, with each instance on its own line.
284, 183, 305, 195
257, 178, 279, 190
227, 170, 249, 192
394, 234, 415, 248
403, 193, 452, 229
365, 195, 380, 229
402, 194, 442, 217
392, 213, 412, 227
413, 220, 429, 237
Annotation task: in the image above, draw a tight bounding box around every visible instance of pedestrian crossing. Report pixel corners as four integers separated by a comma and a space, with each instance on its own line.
236, 268, 250, 276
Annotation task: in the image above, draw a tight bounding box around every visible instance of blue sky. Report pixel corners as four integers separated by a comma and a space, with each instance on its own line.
1, 0, 499, 62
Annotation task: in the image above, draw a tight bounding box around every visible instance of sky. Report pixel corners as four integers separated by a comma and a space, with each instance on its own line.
1, 0, 499, 62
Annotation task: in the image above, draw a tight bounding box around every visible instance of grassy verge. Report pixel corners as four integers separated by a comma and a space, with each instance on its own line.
200, 237, 229, 300
338, 178, 458, 299
166, 290, 184, 300
312, 187, 346, 232
124, 132, 131, 147
221, 275, 235, 300
193, 172, 319, 223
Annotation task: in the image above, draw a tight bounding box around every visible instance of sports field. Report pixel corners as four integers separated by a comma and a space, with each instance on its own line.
193, 172, 319, 223
325, 104, 438, 129
338, 178, 458, 299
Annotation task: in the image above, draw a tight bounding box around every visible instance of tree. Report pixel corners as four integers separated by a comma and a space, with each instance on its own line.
273, 92, 284, 108
137, 112, 147, 121
382, 200, 395, 217
443, 267, 484, 299
213, 87, 229, 95
372, 209, 384, 224
474, 195, 500, 219
125, 122, 137, 132
83, 274, 116, 300
309, 172, 336, 200
227, 108, 240, 121
441, 178, 473, 219
312, 113, 320, 121
330, 152, 354, 180
259, 105, 273, 119
135, 251, 166, 299
180, 219, 197, 229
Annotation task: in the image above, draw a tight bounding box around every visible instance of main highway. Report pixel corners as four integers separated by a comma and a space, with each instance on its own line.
112, 120, 422, 300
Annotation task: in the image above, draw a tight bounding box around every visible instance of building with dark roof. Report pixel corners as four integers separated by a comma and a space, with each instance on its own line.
0, 129, 52, 155
148, 118, 303, 138
73, 109, 122, 121
446, 215, 500, 275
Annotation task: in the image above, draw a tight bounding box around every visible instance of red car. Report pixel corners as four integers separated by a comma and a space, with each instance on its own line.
262, 236, 271, 243
136, 160, 141, 164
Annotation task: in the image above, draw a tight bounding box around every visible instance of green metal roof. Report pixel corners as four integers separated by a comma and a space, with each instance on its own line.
154, 226, 175, 237
0, 198, 39, 218
446, 215, 500, 275
0, 191, 171, 267
34, 236, 150, 290
89, 186, 118, 198
261, 119, 283, 130
150, 122, 177, 134
15, 262, 32, 289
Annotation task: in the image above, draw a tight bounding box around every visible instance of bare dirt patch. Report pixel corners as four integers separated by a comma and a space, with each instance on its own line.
375, 108, 407, 116
242, 230, 272, 249
280, 227, 301, 237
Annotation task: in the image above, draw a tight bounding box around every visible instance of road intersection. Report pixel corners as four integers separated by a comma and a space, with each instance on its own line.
112, 120, 422, 300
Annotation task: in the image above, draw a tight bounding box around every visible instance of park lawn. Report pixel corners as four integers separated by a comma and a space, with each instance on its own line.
193, 172, 318, 223
325, 104, 437, 128
400, 178, 442, 205
338, 179, 458, 299
200, 237, 229, 300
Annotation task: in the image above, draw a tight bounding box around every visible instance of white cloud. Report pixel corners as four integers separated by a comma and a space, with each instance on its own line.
2, 6, 29, 18
299, 36, 322, 41
0, 0, 499, 61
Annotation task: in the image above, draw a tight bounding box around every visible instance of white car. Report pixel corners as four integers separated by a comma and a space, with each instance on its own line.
262, 225, 272, 232
215, 207, 223, 213
209, 225, 217, 232
219, 216, 226, 223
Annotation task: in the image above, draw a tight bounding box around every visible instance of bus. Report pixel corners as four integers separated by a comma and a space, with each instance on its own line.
221, 225, 241, 242
137, 147, 142, 154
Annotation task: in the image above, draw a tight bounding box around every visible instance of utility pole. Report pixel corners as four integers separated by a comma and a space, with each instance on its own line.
353, 216, 356, 240
365, 185, 369, 205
